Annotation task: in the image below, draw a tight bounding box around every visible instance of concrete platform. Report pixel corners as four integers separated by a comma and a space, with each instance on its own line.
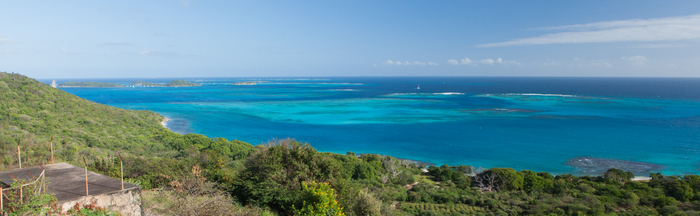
0, 163, 142, 215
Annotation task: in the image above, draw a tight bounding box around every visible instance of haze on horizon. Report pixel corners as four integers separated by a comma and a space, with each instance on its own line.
1, 1, 700, 78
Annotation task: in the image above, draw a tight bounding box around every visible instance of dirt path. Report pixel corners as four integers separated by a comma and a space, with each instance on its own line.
405, 181, 420, 192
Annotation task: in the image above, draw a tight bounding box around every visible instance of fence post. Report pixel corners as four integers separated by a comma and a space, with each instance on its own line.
50, 136, 54, 164
39, 163, 46, 193
83, 157, 88, 196
117, 151, 124, 190
17, 139, 21, 169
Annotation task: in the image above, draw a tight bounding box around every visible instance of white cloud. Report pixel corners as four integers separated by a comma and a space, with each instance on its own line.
460, 58, 472, 64
479, 59, 495, 64
621, 55, 649, 66
480, 14, 700, 47
383, 60, 438, 66
448, 57, 520, 66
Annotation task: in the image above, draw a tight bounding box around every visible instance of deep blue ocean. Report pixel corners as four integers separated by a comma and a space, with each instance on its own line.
47, 77, 700, 176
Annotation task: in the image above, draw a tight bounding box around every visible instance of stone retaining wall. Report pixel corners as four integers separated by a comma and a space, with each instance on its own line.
58, 188, 142, 216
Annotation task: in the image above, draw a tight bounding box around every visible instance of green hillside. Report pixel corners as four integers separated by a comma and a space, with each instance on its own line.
0, 72, 252, 170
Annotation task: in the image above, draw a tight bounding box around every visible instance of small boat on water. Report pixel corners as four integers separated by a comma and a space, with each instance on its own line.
417, 85, 420, 90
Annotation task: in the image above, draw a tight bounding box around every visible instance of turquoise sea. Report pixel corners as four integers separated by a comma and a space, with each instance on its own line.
50, 77, 700, 176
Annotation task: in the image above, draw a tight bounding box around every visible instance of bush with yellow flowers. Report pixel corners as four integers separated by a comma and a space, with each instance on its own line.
293, 181, 345, 216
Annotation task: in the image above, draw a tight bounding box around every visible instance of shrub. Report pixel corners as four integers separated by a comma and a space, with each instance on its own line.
603, 168, 635, 183
18, 114, 32, 121
293, 181, 345, 216
2, 179, 56, 214
233, 139, 342, 214
352, 189, 382, 216
486, 168, 524, 191
154, 165, 240, 215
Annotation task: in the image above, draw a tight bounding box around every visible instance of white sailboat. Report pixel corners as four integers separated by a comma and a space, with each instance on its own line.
416, 84, 420, 90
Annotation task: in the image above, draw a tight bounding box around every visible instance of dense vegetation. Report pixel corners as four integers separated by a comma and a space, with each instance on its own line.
3, 71, 700, 215
166, 79, 201, 87
57, 81, 124, 87
0, 72, 252, 172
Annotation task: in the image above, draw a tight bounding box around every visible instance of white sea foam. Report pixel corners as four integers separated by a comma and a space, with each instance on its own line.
475, 93, 579, 98
384, 92, 465, 97
161, 117, 170, 128
506, 93, 577, 97
436, 92, 465, 95
328, 89, 361, 91
264, 79, 331, 81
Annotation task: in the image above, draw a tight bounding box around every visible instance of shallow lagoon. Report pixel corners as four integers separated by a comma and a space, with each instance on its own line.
57, 77, 700, 176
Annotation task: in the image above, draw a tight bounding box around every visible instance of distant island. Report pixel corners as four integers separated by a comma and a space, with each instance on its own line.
233, 81, 257, 85
165, 79, 201, 87
131, 81, 165, 87
58, 80, 201, 88
58, 81, 124, 88
131, 80, 201, 87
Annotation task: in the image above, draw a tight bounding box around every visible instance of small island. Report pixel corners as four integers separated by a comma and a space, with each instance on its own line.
58, 81, 124, 88
131, 81, 165, 87
57, 80, 200, 88
166, 79, 201, 87
233, 81, 257, 85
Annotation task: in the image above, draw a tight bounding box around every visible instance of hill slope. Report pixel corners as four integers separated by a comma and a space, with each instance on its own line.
0, 72, 251, 170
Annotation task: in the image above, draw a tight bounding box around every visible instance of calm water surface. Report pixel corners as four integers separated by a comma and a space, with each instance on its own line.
51, 77, 700, 176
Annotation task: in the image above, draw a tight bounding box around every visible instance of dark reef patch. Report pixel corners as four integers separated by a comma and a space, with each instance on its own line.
565, 156, 664, 176
529, 115, 600, 119
562, 101, 615, 104
460, 108, 542, 113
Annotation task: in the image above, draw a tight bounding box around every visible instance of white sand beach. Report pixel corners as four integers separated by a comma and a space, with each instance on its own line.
633, 176, 651, 181
161, 117, 171, 127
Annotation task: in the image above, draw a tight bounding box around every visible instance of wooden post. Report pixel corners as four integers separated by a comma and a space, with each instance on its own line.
117, 151, 124, 190
17, 139, 21, 169
50, 136, 54, 164
39, 163, 46, 193
1, 187, 3, 212
83, 157, 88, 196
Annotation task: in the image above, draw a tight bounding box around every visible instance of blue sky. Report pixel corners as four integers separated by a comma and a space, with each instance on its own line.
1, 1, 700, 78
